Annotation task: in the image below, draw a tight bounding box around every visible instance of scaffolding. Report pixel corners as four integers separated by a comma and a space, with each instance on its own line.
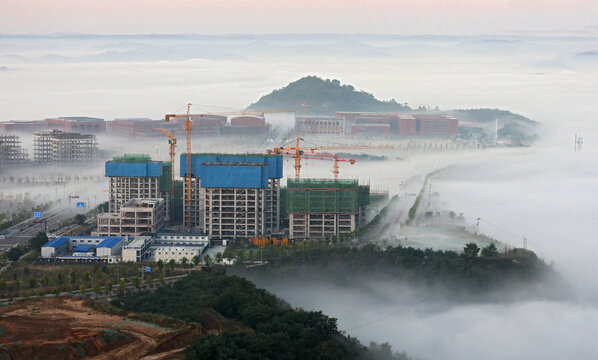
286, 179, 359, 213
0, 134, 28, 167
33, 130, 97, 163
286, 179, 365, 239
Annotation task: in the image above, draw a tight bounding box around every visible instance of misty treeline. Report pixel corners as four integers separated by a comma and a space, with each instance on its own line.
234, 242, 567, 302
113, 269, 413, 360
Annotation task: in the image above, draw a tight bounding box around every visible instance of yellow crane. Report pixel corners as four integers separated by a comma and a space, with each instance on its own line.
164, 106, 295, 228
156, 128, 176, 217
268, 137, 394, 179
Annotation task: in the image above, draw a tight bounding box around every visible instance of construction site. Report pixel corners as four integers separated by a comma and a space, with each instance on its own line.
0, 134, 28, 168
33, 129, 98, 163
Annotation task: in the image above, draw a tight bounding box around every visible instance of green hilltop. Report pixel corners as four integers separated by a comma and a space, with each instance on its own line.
247, 76, 537, 129
248, 75, 411, 115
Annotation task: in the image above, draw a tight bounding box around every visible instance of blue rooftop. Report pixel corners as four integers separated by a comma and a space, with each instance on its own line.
97, 237, 124, 248
180, 154, 282, 188
74, 244, 96, 252
42, 236, 69, 248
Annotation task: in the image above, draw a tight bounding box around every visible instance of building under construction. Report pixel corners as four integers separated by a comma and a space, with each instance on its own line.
0, 134, 28, 168
33, 130, 97, 163
104, 154, 172, 218
286, 178, 370, 239
180, 154, 282, 239
94, 198, 166, 236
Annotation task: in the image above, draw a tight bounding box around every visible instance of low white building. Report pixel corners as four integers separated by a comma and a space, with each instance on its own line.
96, 237, 125, 263
149, 244, 206, 263
95, 198, 166, 236
41, 237, 70, 258
122, 236, 152, 262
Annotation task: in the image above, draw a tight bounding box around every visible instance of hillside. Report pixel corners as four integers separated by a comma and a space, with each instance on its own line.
248, 76, 411, 115
247, 76, 537, 132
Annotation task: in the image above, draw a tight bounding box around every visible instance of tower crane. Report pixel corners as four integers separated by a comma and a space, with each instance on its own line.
277, 150, 355, 179
156, 128, 176, 218
164, 105, 295, 229
268, 137, 393, 179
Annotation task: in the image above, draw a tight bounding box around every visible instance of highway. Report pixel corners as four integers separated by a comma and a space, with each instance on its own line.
0, 205, 89, 252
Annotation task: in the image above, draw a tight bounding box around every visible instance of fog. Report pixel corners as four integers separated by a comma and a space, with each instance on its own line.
2, 34, 598, 359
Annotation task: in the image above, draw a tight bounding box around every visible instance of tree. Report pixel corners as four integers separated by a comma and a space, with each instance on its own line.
66, 284, 72, 293
70, 271, 77, 284
29, 277, 37, 289
57, 272, 65, 285
15, 278, 21, 295
203, 254, 213, 267
79, 284, 86, 295
0, 278, 5, 292
95, 268, 104, 282
132, 277, 141, 289
41, 274, 50, 287
481, 243, 499, 257
74, 214, 86, 225
192, 255, 201, 268
237, 249, 244, 261
146, 276, 154, 288
181, 257, 188, 268
29, 232, 48, 251
215, 252, 223, 264
463, 243, 480, 258
159, 273, 165, 285
119, 279, 126, 292
105, 280, 113, 294
93, 283, 101, 296
6, 247, 24, 262
109, 267, 116, 278
82, 271, 91, 285
52, 287, 59, 295
157, 259, 164, 271
168, 259, 176, 271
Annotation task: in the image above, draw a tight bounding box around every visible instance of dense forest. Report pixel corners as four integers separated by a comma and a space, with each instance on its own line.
232, 243, 568, 303
112, 269, 412, 360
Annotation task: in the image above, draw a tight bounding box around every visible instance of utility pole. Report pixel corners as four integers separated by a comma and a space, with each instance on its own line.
523, 236, 528, 249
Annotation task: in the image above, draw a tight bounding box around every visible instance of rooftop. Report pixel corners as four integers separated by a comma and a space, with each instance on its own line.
96, 237, 124, 248
42, 236, 69, 248
74, 244, 96, 252
54, 117, 104, 122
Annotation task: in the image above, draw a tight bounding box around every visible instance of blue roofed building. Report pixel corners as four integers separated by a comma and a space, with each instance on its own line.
180, 154, 283, 238
104, 154, 172, 219
40, 236, 128, 262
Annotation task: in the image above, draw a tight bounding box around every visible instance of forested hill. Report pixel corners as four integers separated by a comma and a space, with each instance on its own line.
247, 76, 537, 127
113, 269, 412, 360
247, 76, 410, 115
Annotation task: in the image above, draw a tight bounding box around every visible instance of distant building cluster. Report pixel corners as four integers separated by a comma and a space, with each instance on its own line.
296, 112, 458, 137
33, 130, 97, 163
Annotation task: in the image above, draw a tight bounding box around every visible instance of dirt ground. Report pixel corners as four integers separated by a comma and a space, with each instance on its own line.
0, 296, 195, 360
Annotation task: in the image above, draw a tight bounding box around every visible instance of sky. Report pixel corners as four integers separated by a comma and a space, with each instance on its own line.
1, 0, 597, 35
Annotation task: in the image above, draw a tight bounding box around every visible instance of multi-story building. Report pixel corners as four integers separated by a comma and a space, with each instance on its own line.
33, 130, 97, 163
335, 112, 458, 137
94, 198, 166, 236
45, 116, 105, 133
0, 120, 46, 133
0, 134, 28, 167
295, 116, 345, 135
180, 154, 283, 239
111, 118, 160, 137
104, 154, 171, 214
286, 179, 370, 239
413, 115, 458, 137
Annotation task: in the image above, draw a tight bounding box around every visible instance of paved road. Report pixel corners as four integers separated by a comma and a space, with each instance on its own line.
0, 206, 89, 251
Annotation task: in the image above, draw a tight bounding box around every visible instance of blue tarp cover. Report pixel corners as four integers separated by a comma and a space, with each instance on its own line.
105, 161, 162, 177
